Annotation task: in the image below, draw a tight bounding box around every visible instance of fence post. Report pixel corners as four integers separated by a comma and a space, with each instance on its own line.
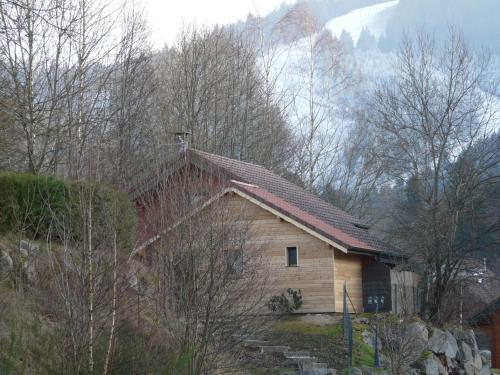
374, 300, 380, 367
343, 283, 353, 368
394, 283, 398, 315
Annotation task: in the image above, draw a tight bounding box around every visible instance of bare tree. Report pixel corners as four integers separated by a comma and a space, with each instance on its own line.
103, 4, 156, 188
0, 0, 77, 173
133, 166, 269, 374
151, 24, 295, 174
37, 182, 136, 374
377, 317, 426, 375
277, 3, 355, 190
0, 0, 149, 181
321, 110, 387, 220
370, 30, 499, 324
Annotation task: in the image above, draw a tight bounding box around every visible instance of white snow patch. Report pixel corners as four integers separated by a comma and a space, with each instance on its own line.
326, 0, 399, 46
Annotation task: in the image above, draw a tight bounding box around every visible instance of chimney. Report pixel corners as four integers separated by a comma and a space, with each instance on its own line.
174, 131, 191, 155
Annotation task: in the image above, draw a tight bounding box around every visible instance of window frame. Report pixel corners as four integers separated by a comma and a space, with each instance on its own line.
285, 246, 299, 267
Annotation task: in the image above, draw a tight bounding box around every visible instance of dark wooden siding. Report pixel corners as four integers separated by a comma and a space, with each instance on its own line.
493, 311, 500, 368
362, 261, 392, 313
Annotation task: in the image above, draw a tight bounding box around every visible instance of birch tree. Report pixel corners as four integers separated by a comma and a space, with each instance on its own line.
134, 166, 270, 374
278, 2, 355, 190
0, 0, 76, 173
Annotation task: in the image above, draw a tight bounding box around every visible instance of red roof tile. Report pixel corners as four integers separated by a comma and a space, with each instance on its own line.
131, 148, 398, 255
188, 149, 397, 254
230, 180, 375, 251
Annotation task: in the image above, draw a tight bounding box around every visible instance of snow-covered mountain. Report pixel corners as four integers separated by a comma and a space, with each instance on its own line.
248, 0, 500, 54
242, 0, 500, 148
325, 0, 398, 46
251, 0, 500, 91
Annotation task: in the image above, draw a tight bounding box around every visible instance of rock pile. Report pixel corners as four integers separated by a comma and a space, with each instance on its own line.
354, 323, 492, 375
418, 327, 492, 375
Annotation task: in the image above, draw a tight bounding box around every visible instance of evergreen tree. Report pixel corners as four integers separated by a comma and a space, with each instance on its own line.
356, 27, 377, 50
340, 29, 354, 51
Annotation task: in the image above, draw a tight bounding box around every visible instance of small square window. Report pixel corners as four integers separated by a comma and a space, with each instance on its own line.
228, 250, 243, 274
286, 247, 298, 267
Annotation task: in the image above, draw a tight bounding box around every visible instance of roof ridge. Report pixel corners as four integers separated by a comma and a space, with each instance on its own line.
189, 149, 271, 170
189, 148, 368, 227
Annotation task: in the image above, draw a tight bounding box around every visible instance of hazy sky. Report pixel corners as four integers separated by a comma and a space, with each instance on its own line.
143, 0, 294, 48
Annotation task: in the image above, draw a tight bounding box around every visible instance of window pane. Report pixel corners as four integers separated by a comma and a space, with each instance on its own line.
287, 247, 297, 266
227, 250, 243, 274
232, 250, 243, 273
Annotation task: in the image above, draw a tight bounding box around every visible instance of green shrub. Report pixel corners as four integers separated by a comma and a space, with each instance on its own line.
267, 288, 303, 314
0, 172, 136, 247
0, 172, 67, 237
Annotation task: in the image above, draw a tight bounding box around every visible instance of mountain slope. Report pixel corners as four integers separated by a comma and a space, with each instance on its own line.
325, 0, 399, 45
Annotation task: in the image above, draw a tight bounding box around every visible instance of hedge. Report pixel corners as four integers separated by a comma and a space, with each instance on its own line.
0, 172, 136, 247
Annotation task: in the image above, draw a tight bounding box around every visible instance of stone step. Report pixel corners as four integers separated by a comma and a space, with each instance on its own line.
287, 356, 317, 366
232, 334, 265, 341
288, 369, 335, 375
242, 339, 269, 347
285, 350, 312, 358
259, 345, 290, 353
312, 362, 328, 369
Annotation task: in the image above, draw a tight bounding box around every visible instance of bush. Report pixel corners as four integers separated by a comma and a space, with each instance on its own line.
267, 288, 303, 314
376, 317, 426, 375
0, 172, 136, 247
0, 172, 67, 237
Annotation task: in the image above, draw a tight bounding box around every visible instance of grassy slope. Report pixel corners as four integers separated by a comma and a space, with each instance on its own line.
255, 318, 375, 371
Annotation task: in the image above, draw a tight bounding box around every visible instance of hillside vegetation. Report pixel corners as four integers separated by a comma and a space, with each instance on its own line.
0, 172, 142, 374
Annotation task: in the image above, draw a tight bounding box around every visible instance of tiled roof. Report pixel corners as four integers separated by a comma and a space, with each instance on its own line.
189, 149, 397, 255
230, 180, 375, 251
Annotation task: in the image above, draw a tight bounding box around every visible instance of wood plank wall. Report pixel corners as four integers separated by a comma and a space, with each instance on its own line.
334, 250, 363, 312
226, 194, 364, 313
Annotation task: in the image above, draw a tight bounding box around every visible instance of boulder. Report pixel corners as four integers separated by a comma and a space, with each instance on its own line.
460, 342, 474, 363
472, 353, 483, 371
0, 250, 13, 280
19, 240, 39, 257
423, 356, 441, 375
407, 322, 429, 342
479, 350, 491, 367
23, 261, 37, 284
463, 361, 477, 375
479, 366, 491, 375
419, 353, 448, 375
428, 328, 459, 358
454, 329, 479, 353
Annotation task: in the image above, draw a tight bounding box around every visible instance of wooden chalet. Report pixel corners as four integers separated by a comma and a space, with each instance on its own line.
130, 148, 409, 314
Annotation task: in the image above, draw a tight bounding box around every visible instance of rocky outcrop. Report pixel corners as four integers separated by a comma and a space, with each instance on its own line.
357, 322, 492, 375
0, 250, 13, 280
0, 239, 42, 284
407, 321, 429, 343
411, 328, 492, 375
19, 240, 39, 257
427, 328, 459, 358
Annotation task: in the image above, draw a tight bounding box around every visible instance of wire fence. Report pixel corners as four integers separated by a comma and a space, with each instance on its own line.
342, 283, 355, 368
343, 282, 424, 370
